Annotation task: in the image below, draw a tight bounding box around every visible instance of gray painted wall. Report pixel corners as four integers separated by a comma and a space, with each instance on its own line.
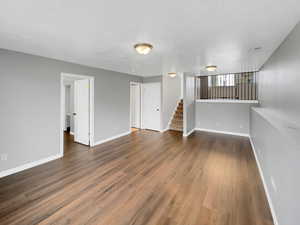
250, 22, 300, 225
142, 76, 162, 83
0, 49, 141, 173
196, 102, 256, 135
183, 73, 195, 135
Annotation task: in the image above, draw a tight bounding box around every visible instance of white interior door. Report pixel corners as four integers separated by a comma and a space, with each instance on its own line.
130, 83, 141, 128
142, 82, 161, 131
74, 79, 90, 145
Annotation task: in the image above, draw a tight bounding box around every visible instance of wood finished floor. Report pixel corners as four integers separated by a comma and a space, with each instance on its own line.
0, 130, 274, 225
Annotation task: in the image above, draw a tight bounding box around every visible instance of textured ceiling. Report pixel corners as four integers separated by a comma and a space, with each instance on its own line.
0, 0, 299, 76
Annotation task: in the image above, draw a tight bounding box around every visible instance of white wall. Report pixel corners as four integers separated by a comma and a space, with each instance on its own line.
162, 73, 181, 130
250, 22, 300, 225
183, 73, 196, 136
142, 76, 162, 83
196, 102, 256, 135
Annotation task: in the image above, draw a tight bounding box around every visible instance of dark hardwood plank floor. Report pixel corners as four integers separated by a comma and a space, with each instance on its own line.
0, 130, 273, 225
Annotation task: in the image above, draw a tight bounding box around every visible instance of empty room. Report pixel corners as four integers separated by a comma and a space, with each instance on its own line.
0, 1, 299, 225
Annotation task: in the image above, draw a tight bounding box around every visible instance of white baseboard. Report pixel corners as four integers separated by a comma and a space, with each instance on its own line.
183, 128, 195, 137
160, 128, 169, 132
195, 128, 249, 137
0, 153, 63, 178
70, 131, 74, 135
92, 131, 131, 147
249, 137, 278, 225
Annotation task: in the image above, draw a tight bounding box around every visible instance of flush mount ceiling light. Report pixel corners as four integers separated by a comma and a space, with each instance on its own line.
134, 43, 153, 55
206, 65, 217, 72
168, 72, 177, 78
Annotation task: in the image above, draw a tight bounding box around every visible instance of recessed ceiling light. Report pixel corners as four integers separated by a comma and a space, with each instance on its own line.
134, 43, 153, 55
168, 72, 177, 78
206, 65, 217, 72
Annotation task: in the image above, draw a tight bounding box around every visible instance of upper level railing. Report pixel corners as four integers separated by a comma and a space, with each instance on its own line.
195, 71, 258, 100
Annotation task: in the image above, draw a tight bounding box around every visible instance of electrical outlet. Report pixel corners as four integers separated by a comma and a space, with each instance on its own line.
271, 176, 277, 193
0, 153, 8, 161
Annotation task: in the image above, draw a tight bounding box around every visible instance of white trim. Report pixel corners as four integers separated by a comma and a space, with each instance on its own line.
0, 154, 63, 178
89, 77, 95, 146
196, 99, 259, 104
60, 80, 65, 156
70, 131, 74, 136
92, 131, 131, 147
183, 74, 187, 136
249, 137, 279, 225
61, 73, 95, 80
195, 128, 249, 137
183, 128, 195, 137
61, 73, 95, 152
160, 128, 169, 133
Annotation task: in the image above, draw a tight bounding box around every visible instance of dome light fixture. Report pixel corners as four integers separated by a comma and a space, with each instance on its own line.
168, 72, 177, 78
134, 43, 153, 55
206, 65, 217, 72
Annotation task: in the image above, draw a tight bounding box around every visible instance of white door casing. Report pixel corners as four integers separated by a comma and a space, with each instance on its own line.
74, 79, 90, 145
142, 82, 161, 131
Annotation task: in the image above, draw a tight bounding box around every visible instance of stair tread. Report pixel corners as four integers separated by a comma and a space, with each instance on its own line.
168, 100, 184, 132
171, 125, 183, 128
170, 124, 183, 128
170, 126, 183, 130
172, 117, 183, 121
172, 120, 183, 124
169, 128, 183, 131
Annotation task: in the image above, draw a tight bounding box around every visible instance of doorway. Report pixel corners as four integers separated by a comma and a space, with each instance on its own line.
141, 82, 161, 131
130, 82, 141, 132
60, 73, 94, 155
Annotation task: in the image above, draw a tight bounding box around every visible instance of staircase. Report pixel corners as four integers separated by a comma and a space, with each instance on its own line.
169, 99, 183, 131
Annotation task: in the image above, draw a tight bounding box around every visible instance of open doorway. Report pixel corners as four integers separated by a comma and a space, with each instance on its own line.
130, 82, 141, 133
60, 73, 94, 155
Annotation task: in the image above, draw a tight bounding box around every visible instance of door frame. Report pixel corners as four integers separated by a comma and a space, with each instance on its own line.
141, 82, 162, 131
129, 81, 142, 132
60, 73, 95, 155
